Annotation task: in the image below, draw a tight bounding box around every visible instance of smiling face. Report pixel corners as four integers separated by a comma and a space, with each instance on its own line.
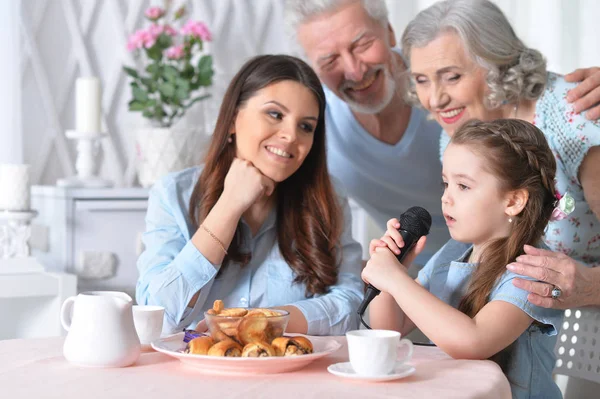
296, 1, 398, 114
410, 31, 503, 135
232, 80, 319, 183
441, 143, 513, 246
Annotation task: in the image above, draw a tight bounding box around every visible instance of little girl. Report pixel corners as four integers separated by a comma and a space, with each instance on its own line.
363, 119, 564, 399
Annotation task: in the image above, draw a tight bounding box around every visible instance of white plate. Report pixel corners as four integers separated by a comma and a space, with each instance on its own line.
151, 332, 342, 375
327, 361, 416, 382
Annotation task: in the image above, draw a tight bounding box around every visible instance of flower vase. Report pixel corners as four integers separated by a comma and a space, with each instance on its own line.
135, 127, 206, 188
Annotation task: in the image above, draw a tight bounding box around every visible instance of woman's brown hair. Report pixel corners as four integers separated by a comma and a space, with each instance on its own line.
188, 54, 341, 296
451, 119, 557, 317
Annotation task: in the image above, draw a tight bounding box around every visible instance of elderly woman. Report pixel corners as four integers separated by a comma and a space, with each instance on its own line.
401, 0, 600, 309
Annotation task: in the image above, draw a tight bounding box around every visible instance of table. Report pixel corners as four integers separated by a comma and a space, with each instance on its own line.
0, 336, 511, 398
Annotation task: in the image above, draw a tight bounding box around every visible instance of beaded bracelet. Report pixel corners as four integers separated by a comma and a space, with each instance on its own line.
201, 224, 228, 255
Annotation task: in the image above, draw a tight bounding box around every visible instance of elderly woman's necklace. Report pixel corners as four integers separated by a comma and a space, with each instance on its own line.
513, 102, 520, 118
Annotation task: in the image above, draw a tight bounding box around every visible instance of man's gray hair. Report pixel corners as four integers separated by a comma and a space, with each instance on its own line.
284, 0, 389, 40
401, 0, 547, 109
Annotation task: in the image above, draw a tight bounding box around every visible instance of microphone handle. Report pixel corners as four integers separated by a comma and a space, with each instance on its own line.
358, 229, 420, 315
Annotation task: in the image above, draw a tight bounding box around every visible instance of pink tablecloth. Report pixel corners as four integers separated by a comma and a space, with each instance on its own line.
0, 336, 510, 398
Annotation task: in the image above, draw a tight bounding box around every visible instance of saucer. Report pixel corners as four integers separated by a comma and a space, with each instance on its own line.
327, 362, 416, 382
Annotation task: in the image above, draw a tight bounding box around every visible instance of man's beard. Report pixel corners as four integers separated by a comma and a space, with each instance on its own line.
338, 61, 398, 114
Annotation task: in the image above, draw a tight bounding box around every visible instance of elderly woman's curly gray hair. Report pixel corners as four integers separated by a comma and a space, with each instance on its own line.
401, 0, 547, 109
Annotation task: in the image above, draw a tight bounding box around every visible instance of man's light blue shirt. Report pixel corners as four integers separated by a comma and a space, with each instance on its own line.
323, 83, 449, 264
136, 166, 364, 335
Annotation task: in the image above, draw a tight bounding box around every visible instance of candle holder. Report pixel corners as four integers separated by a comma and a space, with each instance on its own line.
0, 209, 45, 274
57, 130, 114, 188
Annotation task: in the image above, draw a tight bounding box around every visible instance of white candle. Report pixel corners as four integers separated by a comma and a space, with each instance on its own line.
75, 77, 102, 133
0, 164, 30, 211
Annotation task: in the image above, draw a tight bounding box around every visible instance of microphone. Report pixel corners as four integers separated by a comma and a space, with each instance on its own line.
357, 206, 432, 326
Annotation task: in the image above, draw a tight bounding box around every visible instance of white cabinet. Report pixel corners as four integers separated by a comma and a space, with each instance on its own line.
31, 186, 149, 299
30, 186, 370, 300
0, 271, 76, 339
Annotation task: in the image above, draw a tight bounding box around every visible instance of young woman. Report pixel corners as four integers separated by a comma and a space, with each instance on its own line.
402, 0, 600, 309
364, 119, 564, 398
136, 55, 363, 335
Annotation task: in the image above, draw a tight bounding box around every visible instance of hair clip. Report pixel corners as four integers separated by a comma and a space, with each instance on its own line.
550, 190, 575, 221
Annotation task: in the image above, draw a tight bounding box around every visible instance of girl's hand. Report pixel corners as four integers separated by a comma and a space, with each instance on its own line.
362, 247, 405, 294
222, 158, 275, 214
363, 236, 427, 293
369, 218, 424, 260
369, 218, 402, 255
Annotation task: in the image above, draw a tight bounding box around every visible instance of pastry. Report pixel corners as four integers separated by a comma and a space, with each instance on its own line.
185, 336, 214, 355
207, 339, 243, 357
241, 341, 276, 357
271, 336, 314, 356
246, 308, 282, 317
218, 307, 248, 317
212, 300, 225, 313
237, 316, 268, 345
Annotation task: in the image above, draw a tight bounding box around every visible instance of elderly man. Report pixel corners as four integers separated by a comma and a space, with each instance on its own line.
284, 0, 600, 279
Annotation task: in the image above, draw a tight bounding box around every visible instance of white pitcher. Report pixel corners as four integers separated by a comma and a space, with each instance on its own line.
61, 291, 140, 367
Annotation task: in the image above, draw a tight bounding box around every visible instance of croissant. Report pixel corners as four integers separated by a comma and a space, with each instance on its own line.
237, 316, 269, 345
185, 336, 214, 355
271, 336, 314, 356
241, 341, 276, 357
207, 339, 243, 357
246, 308, 282, 317
218, 308, 248, 317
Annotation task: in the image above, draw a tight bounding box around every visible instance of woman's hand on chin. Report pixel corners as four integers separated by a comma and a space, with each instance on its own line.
222, 158, 275, 214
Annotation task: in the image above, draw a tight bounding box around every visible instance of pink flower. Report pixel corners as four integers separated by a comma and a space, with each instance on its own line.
127, 29, 151, 51
181, 20, 212, 41
165, 45, 185, 60
163, 24, 178, 37
145, 7, 165, 21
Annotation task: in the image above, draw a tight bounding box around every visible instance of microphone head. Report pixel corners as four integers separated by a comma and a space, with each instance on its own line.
399, 206, 432, 237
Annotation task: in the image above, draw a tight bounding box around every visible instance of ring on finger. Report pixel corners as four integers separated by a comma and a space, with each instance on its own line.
551, 286, 562, 300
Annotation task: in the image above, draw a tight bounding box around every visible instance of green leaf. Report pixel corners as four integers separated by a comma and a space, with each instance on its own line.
197, 55, 213, 76
142, 109, 154, 118
175, 78, 190, 91
146, 64, 160, 74
158, 82, 176, 97
123, 66, 139, 78
163, 65, 179, 82
176, 87, 189, 101
132, 85, 149, 102
146, 46, 163, 61
140, 78, 157, 92
129, 101, 146, 111
157, 33, 172, 49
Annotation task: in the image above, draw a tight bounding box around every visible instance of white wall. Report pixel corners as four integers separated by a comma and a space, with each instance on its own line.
15, 0, 600, 187
0, 0, 22, 164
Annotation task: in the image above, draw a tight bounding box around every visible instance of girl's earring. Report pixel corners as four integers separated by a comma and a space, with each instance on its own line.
508, 217, 513, 223
228, 134, 234, 143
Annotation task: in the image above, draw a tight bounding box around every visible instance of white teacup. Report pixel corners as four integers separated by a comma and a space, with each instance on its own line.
346, 329, 413, 376
132, 305, 165, 348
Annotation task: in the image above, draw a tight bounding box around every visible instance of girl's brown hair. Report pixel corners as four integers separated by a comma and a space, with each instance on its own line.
188, 54, 341, 296
451, 119, 557, 317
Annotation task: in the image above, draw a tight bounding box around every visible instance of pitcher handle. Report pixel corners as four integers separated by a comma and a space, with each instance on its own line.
60, 296, 76, 331
397, 338, 414, 364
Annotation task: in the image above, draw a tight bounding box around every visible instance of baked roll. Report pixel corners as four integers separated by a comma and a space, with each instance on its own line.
207, 339, 243, 357
237, 316, 269, 345
241, 341, 276, 357
271, 336, 314, 356
185, 336, 214, 355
